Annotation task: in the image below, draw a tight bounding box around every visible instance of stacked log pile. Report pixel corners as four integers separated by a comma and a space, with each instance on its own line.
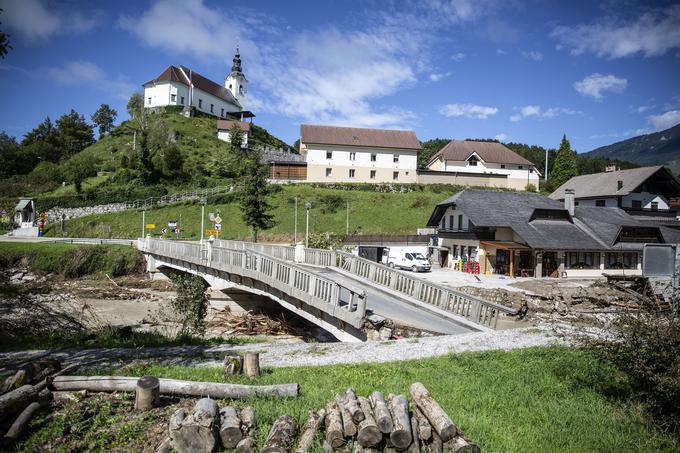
295, 383, 479, 453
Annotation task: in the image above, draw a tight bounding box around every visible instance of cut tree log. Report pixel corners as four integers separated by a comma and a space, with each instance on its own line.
336, 394, 357, 437
244, 353, 260, 378
240, 406, 255, 435
0, 384, 44, 423
294, 408, 326, 453
414, 408, 432, 441
387, 394, 411, 449
409, 382, 457, 442
443, 436, 481, 453
1, 370, 26, 395
236, 436, 256, 453
52, 376, 298, 398
135, 376, 160, 410
345, 388, 364, 423
356, 397, 382, 448
2, 400, 44, 445
369, 391, 393, 434
261, 415, 297, 453
169, 398, 220, 453
325, 401, 345, 449
427, 431, 443, 453
406, 412, 420, 453
219, 406, 243, 449
224, 355, 244, 377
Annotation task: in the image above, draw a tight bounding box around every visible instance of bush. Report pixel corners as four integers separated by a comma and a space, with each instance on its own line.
318, 194, 344, 213
582, 310, 680, 432
169, 274, 209, 336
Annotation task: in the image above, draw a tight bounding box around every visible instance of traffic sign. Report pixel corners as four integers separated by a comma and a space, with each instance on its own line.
168, 220, 177, 228
146, 223, 156, 229
209, 212, 215, 221
214, 216, 222, 224
205, 229, 218, 235
215, 223, 222, 231
161, 228, 168, 234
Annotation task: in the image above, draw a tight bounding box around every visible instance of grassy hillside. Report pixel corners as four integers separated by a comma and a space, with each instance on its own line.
45, 185, 455, 240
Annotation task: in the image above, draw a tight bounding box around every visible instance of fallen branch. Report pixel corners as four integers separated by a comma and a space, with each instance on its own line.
51, 376, 299, 398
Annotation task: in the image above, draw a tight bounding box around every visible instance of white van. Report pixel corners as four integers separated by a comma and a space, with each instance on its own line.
381, 247, 431, 272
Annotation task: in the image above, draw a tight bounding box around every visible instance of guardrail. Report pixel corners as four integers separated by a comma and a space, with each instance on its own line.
206, 239, 513, 329
139, 238, 366, 328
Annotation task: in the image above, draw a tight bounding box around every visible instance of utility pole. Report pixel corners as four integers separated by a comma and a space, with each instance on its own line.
544, 148, 548, 181
346, 201, 349, 235
142, 210, 145, 238
305, 202, 311, 248
294, 197, 298, 244
200, 197, 206, 242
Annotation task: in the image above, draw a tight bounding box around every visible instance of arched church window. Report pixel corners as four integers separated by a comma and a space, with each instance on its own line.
239, 85, 243, 94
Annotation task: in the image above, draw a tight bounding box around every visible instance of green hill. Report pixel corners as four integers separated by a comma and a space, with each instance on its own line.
583, 123, 680, 174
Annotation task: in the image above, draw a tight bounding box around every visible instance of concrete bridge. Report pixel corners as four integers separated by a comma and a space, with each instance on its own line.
138, 238, 514, 342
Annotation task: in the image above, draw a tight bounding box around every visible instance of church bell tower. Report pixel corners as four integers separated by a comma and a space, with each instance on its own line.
225, 47, 248, 109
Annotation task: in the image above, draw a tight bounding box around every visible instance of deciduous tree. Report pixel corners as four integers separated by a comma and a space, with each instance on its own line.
55, 110, 95, 158
91, 104, 118, 138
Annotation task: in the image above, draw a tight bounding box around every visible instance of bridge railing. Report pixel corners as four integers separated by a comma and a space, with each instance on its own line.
198, 238, 513, 329
138, 238, 366, 328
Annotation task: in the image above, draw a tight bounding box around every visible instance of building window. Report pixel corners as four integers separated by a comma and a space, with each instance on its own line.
229, 84, 232, 90
349, 169, 355, 178
371, 153, 377, 162
350, 152, 356, 161
632, 200, 642, 208
452, 245, 458, 257
457, 214, 463, 231
518, 165, 523, 169
171, 94, 176, 102
595, 199, 606, 207
441, 217, 445, 230
221, 108, 224, 117
370, 170, 376, 179
393, 171, 399, 180
210, 104, 214, 113
605, 252, 638, 269
394, 154, 399, 163
529, 168, 534, 173
468, 157, 478, 166
326, 151, 332, 159
180, 96, 185, 105
575, 201, 580, 206
198, 99, 203, 108
147, 97, 152, 105
449, 215, 454, 230
566, 252, 600, 269
405, 171, 409, 176
651, 201, 659, 211
325, 168, 332, 177
500, 164, 505, 169
239, 85, 243, 94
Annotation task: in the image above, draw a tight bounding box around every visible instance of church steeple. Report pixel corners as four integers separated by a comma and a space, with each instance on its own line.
225, 46, 248, 109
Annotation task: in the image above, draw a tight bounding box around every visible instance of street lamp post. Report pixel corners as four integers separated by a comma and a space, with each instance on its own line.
294, 197, 298, 244
142, 210, 145, 238
199, 197, 207, 242
305, 202, 311, 248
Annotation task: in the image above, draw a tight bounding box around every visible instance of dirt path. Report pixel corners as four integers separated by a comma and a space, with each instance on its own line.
0, 325, 565, 374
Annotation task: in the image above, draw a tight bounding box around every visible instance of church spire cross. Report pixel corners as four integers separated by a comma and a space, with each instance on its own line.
231, 47, 242, 73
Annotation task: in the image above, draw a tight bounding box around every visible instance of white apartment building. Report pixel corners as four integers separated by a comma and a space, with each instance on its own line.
300, 125, 421, 183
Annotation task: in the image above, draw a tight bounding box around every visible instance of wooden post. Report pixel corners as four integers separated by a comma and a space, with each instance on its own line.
135, 376, 160, 410
243, 353, 260, 378
261, 415, 297, 453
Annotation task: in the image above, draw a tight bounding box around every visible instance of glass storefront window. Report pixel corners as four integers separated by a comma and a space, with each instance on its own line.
566, 252, 600, 269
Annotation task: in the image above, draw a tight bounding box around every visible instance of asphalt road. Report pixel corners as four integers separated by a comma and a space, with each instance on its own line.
306, 266, 477, 335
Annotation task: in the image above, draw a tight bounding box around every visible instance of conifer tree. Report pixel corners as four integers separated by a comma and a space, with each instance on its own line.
550, 134, 578, 188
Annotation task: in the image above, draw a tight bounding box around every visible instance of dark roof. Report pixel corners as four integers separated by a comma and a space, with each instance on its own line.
550, 166, 680, 200
216, 120, 251, 133
427, 140, 535, 167
300, 125, 422, 150
144, 65, 240, 107
427, 189, 674, 251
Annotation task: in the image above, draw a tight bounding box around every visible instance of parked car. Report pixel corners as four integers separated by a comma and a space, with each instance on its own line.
381, 247, 431, 272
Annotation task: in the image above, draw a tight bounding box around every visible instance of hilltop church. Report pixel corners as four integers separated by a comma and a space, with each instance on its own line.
142, 49, 251, 119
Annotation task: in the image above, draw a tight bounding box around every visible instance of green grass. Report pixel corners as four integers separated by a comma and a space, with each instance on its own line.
17, 346, 677, 452
36, 174, 111, 198
0, 242, 144, 278
44, 185, 454, 240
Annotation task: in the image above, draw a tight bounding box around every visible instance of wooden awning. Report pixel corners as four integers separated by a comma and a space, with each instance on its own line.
480, 241, 531, 251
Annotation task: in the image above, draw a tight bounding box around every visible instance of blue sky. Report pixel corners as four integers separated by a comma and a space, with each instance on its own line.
1, 0, 679, 152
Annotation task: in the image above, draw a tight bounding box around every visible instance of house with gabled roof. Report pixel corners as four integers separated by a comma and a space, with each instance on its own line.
426, 188, 680, 278
422, 140, 540, 190
143, 49, 251, 119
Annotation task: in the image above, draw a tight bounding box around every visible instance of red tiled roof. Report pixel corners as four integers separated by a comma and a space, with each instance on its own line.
428, 140, 535, 166
300, 124, 422, 150
216, 120, 251, 133
143, 65, 240, 107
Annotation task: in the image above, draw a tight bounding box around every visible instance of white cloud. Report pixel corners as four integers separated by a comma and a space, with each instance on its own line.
521, 50, 543, 61
439, 103, 498, 119
2, 0, 97, 41
574, 73, 627, 100
635, 104, 656, 113
648, 110, 680, 130
48, 61, 136, 101
425, 0, 498, 22
496, 49, 506, 55
451, 52, 465, 62
429, 72, 452, 82
510, 105, 578, 122
551, 5, 680, 59
494, 133, 508, 142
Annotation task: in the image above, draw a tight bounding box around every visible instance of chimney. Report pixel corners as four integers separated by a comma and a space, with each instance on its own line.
617, 180, 623, 190
564, 189, 575, 216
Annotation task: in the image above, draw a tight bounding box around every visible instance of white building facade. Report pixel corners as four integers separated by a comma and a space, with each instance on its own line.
300, 125, 421, 183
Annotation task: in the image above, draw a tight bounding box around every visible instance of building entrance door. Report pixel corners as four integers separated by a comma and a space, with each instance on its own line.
542, 252, 558, 277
